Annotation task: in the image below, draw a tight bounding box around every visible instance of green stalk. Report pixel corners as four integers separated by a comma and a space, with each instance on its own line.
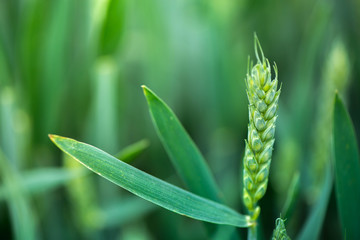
248, 225, 257, 240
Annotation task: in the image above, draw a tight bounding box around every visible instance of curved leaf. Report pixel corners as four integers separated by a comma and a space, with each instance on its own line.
49, 135, 252, 228
333, 94, 360, 239
142, 85, 220, 201
297, 165, 332, 240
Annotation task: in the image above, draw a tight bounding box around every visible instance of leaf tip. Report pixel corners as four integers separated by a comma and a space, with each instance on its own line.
334, 90, 344, 110
141, 85, 150, 96
48, 134, 57, 142
141, 85, 157, 102
49, 134, 63, 149
48, 134, 69, 146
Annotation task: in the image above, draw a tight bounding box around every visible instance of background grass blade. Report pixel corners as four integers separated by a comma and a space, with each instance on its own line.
333, 94, 360, 239
142, 85, 220, 201
115, 139, 150, 163
100, 196, 157, 228
49, 135, 252, 228
0, 168, 86, 199
297, 164, 332, 240
0, 150, 38, 240
63, 153, 101, 235
281, 172, 300, 219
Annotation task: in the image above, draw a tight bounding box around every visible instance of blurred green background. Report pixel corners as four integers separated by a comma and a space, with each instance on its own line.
0, 0, 359, 239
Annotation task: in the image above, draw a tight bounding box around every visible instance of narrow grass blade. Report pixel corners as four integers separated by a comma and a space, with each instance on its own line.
142, 86, 240, 238
63, 154, 100, 231
297, 165, 332, 240
85, 57, 121, 153
142, 85, 220, 201
100, 196, 156, 228
281, 172, 300, 218
98, 0, 125, 56
49, 135, 252, 227
0, 150, 38, 240
115, 139, 150, 163
0, 168, 86, 200
333, 94, 360, 239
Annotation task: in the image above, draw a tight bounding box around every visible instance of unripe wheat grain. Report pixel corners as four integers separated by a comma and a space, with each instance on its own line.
243, 35, 281, 219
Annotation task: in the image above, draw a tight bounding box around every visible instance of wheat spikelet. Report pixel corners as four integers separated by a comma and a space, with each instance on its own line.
272, 218, 291, 240
243, 34, 281, 218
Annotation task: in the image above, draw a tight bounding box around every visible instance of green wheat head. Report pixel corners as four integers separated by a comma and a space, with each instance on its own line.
243, 34, 281, 219
272, 218, 291, 240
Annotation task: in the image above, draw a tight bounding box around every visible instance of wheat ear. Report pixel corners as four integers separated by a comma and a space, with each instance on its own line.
272, 218, 291, 240
243, 34, 281, 220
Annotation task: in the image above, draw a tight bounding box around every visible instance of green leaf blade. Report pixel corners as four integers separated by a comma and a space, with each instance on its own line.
49, 135, 252, 228
281, 172, 300, 219
100, 196, 157, 228
333, 94, 360, 239
115, 139, 150, 163
0, 168, 86, 200
142, 85, 220, 201
0, 150, 38, 240
297, 165, 332, 240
